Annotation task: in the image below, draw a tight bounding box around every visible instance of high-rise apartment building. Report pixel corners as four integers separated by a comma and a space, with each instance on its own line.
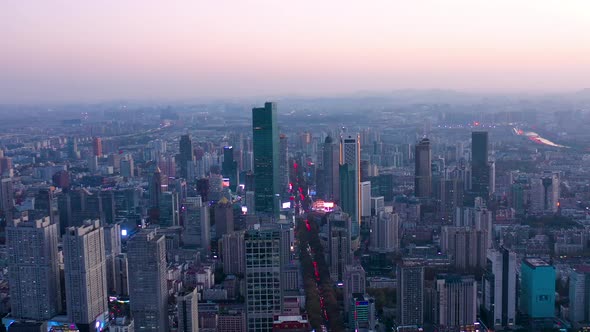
104, 223, 122, 295
114, 253, 129, 297
440, 226, 488, 271
7, 216, 61, 320
127, 230, 168, 332
434, 274, 477, 328
220, 231, 246, 275
397, 262, 424, 327
328, 209, 352, 282
569, 265, 590, 323
369, 211, 400, 253
92, 137, 103, 157
483, 247, 516, 329
252, 102, 280, 218
343, 264, 366, 314
215, 197, 234, 238
63, 220, 108, 328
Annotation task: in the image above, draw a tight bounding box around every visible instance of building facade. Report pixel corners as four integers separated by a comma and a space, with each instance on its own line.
7, 216, 61, 320
63, 220, 108, 327
252, 102, 280, 218
520, 258, 555, 318
127, 230, 168, 332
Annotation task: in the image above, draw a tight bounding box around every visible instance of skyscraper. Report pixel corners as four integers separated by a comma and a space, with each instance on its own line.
322, 135, 340, 201
369, 211, 400, 253
159, 191, 180, 227
182, 196, 210, 251
120, 156, 135, 178
127, 230, 168, 332
414, 138, 432, 198
179, 134, 194, 179
483, 247, 516, 329
177, 289, 199, 332
114, 253, 129, 297
103, 223, 122, 296
252, 102, 280, 218
215, 197, 234, 238
222, 146, 238, 191
92, 137, 103, 156
328, 208, 353, 282
531, 171, 560, 213
569, 265, 590, 323
434, 274, 477, 329
397, 262, 424, 327
7, 215, 61, 320
360, 181, 372, 218
440, 226, 488, 271
471, 131, 490, 200
68, 137, 78, 159
221, 230, 246, 276
339, 163, 358, 245
520, 258, 555, 318
63, 220, 108, 328
343, 264, 366, 314
279, 134, 289, 194
245, 226, 289, 332
340, 134, 361, 237
149, 167, 164, 208
0, 177, 14, 221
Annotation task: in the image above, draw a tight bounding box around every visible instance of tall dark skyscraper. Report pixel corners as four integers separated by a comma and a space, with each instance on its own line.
414, 138, 432, 198
322, 135, 340, 201
339, 163, 358, 242
252, 102, 279, 218
471, 131, 489, 200
222, 146, 238, 191
279, 134, 289, 194
179, 134, 194, 179
340, 134, 360, 244
149, 167, 163, 208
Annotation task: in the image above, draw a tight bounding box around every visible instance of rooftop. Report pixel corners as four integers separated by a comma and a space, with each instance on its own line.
524, 257, 551, 268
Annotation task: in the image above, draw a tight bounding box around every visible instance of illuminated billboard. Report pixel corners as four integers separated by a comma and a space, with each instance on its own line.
312, 200, 335, 212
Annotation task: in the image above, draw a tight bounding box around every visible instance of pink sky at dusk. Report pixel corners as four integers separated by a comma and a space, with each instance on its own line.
1, 0, 589, 102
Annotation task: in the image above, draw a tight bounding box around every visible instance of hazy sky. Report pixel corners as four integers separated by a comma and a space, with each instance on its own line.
1, 0, 589, 102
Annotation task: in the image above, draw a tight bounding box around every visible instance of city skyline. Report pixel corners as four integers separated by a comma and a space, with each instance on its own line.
1, 2, 590, 331
1, 0, 590, 102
